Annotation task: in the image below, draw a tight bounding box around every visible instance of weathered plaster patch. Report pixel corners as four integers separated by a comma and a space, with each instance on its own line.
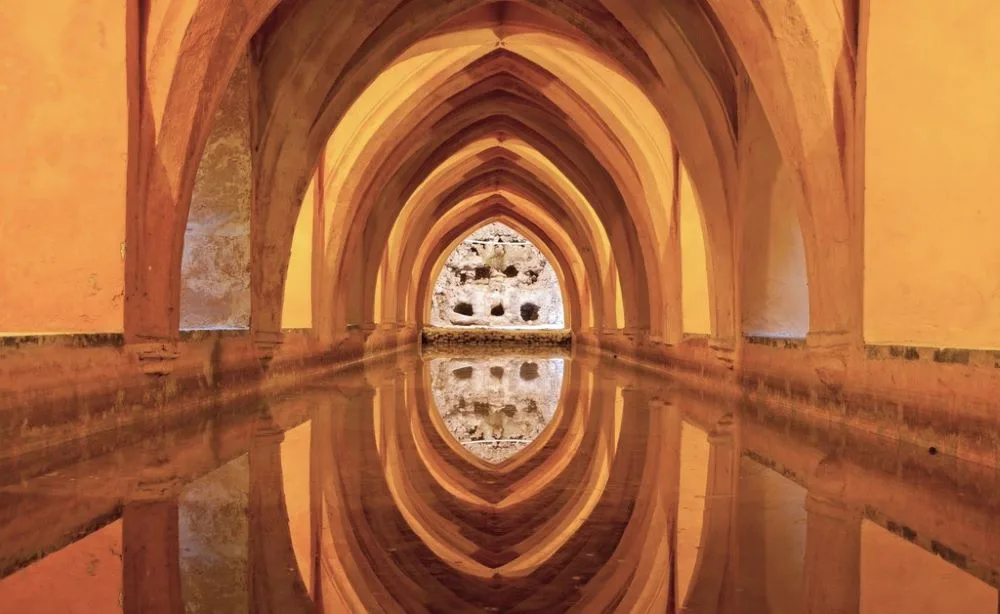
429, 223, 564, 329
180, 56, 251, 330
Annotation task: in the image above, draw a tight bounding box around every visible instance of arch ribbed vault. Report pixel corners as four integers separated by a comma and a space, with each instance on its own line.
307, 352, 683, 610
125, 0, 865, 360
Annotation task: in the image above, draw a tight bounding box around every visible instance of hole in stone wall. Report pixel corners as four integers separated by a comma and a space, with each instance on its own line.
490, 366, 505, 379
475, 266, 491, 280
520, 303, 540, 321
519, 362, 539, 381
525, 270, 539, 284
503, 265, 519, 278
453, 302, 474, 316
452, 366, 473, 379
458, 272, 467, 284
490, 304, 505, 316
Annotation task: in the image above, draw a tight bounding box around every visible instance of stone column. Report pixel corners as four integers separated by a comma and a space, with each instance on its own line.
621, 326, 650, 360
253, 329, 285, 366
574, 327, 601, 351
337, 323, 374, 361
600, 327, 625, 355
122, 486, 183, 614
709, 336, 738, 373
801, 458, 862, 614
395, 323, 419, 349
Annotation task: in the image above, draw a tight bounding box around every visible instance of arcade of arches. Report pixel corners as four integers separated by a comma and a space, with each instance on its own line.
1, 1, 1000, 612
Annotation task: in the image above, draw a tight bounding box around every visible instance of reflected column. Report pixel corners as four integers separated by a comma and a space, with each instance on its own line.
247, 403, 313, 614
802, 457, 861, 614
123, 481, 183, 614
682, 414, 739, 614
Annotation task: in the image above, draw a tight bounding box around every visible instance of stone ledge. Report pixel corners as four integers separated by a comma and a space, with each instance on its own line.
746, 333, 1000, 369
598, 340, 1000, 469
421, 327, 572, 346
0, 330, 416, 485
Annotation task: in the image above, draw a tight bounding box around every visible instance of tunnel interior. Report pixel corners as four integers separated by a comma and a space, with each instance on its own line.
2, 1, 1000, 612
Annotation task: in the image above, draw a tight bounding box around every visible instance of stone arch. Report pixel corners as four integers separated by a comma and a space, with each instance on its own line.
125, 0, 280, 342
316, 89, 659, 342
125, 0, 857, 357
306, 56, 656, 342
410, 207, 594, 333
410, 201, 600, 331
706, 0, 862, 348
382, 136, 621, 329
377, 137, 616, 325
252, 1, 740, 346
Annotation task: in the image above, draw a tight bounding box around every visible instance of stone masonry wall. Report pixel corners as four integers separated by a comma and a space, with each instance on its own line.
429, 223, 564, 328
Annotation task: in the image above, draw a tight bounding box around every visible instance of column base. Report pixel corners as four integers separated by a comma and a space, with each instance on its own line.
252, 330, 285, 365
130, 341, 180, 376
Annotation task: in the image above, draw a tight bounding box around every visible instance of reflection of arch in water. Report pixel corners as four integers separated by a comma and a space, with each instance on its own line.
427, 222, 567, 329
307, 353, 695, 610
414, 357, 594, 510
381, 356, 622, 579
426, 356, 566, 463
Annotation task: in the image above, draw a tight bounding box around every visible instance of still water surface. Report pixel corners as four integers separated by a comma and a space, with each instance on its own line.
0, 348, 997, 612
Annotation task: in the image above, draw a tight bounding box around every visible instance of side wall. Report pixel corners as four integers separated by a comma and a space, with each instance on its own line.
865, 1, 1000, 349
0, 1, 128, 334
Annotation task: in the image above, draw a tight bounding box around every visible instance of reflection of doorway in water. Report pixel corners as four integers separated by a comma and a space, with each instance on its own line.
428, 356, 565, 463
429, 222, 566, 330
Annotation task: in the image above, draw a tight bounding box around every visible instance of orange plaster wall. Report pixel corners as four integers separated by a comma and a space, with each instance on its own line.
740, 92, 809, 338
0, 1, 127, 334
865, 2, 1000, 349
680, 165, 711, 335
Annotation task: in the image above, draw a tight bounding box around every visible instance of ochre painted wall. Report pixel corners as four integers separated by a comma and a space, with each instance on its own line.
740, 91, 809, 338
865, 2, 1000, 349
680, 165, 711, 335
281, 180, 314, 329
0, 1, 127, 334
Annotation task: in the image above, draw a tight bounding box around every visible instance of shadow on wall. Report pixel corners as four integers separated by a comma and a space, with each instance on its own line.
430, 222, 564, 329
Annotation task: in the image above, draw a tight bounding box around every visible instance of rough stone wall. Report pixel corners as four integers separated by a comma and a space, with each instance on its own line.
429, 356, 565, 463
430, 223, 564, 328
179, 56, 252, 330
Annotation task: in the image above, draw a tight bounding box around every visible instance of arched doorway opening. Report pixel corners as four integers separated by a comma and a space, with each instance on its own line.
428, 222, 566, 330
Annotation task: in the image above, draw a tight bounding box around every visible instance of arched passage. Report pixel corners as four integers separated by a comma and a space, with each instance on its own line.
121, 0, 863, 364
